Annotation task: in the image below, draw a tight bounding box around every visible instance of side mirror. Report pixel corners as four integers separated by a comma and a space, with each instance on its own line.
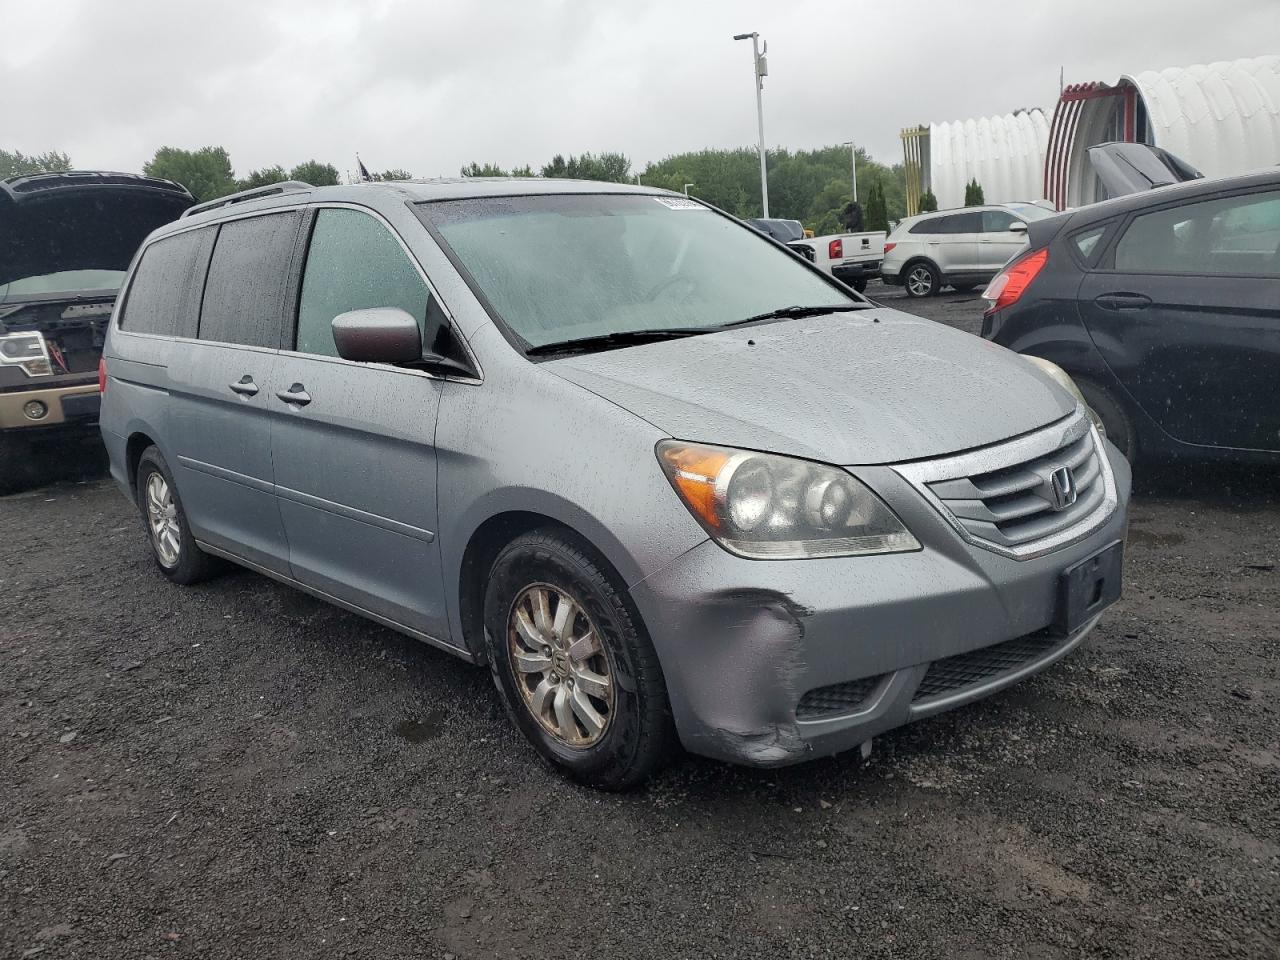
1009, 221, 1028, 234
331, 307, 421, 363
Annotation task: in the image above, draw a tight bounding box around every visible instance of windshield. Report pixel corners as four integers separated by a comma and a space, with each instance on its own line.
0, 269, 125, 303
1008, 204, 1055, 222
417, 194, 853, 350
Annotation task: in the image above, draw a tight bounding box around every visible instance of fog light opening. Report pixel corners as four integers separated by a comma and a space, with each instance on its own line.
23, 400, 48, 421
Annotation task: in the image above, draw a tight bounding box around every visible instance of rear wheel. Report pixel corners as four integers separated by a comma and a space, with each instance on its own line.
851, 278, 869, 293
904, 261, 939, 298
1076, 380, 1139, 463
135, 446, 223, 584
483, 529, 676, 790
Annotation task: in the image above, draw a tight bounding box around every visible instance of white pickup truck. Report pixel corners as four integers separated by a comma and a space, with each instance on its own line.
795, 230, 887, 292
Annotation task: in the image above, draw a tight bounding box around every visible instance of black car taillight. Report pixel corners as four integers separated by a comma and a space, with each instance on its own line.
982, 247, 1049, 315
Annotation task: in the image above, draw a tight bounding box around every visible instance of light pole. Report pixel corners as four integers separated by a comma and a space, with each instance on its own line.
733, 31, 769, 217
683, 183, 695, 196
841, 140, 858, 203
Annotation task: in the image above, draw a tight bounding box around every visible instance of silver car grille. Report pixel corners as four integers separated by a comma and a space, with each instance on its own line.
896, 409, 1117, 560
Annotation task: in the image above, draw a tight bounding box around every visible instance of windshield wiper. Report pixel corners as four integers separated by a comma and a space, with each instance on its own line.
722, 303, 868, 328
526, 327, 718, 357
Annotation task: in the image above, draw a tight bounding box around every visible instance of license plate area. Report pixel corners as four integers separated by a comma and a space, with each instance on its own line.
1054, 540, 1124, 635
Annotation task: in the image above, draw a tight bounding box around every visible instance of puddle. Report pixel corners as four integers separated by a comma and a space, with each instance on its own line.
394, 710, 446, 744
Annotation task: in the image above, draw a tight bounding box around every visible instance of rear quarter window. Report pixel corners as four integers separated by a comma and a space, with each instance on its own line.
199, 211, 302, 348
118, 228, 215, 338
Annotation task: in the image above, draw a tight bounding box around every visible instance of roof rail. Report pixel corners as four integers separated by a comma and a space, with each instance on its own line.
181, 180, 312, 218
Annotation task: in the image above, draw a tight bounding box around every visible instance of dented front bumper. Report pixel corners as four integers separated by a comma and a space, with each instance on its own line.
628, 442, 1132, 768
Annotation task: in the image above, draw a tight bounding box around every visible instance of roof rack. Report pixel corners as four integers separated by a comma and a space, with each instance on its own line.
181, 180, 312, 218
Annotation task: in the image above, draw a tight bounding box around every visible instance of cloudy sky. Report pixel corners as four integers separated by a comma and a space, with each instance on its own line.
3, 0, 1274, 179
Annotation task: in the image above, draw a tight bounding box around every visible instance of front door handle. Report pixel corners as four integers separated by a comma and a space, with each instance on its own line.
229, 376, 259, 397
275, 383, 312, 406
1095, 292, 1152, 311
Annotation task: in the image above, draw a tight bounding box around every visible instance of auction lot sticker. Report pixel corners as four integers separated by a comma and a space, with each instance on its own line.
653, 197, 705, 210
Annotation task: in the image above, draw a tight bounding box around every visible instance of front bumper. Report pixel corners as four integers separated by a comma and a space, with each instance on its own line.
629, 440, 1132, 767
0, 381, 101, 432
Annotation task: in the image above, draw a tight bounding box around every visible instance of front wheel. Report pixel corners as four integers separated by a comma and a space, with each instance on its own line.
904, 261, 940, 298
483, 529, 676, 790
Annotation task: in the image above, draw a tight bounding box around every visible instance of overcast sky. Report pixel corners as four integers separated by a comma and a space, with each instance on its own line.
3, 0, 1274, 179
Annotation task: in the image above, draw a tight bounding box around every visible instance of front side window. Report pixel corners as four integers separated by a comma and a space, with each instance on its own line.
981, 210, 1018, 233
417, 194, 852, 350
296, 208, 432, 358
1115, 190, 1280, 277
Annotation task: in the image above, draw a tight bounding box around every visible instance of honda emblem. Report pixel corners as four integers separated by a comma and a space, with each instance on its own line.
1048, 466, 1077, 511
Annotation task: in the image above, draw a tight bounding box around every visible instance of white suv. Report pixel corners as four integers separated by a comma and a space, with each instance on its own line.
881, 203, 1055, 298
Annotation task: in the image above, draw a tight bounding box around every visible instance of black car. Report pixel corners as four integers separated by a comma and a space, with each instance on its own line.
745, 217, 815, 261
982, 169, 1280, 466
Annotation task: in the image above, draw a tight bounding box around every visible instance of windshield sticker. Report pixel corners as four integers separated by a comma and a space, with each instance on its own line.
653, 197, 706, 210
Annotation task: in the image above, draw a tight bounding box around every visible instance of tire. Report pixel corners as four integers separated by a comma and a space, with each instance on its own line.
135, 446, 223, 584
904, 260, 940, 298
0, 433, 41, 496
483, 529, 676, 790
852, 278, 868, 293
1076, 380, 1139, 464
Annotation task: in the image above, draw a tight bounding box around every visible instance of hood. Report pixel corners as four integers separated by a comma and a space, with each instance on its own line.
1086, 142, 1202, 199
0, 171, 194, 293
546, 310, 1076, 465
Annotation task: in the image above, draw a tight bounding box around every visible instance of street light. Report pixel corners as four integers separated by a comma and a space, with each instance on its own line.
683, 182, 695, 196
841, 140, 858, 203
733, 31, 769, 218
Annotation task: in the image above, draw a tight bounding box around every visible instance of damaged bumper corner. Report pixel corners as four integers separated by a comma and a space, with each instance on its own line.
628, 453, 1131, 768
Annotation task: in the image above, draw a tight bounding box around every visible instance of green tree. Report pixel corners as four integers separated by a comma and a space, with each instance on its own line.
237, 165, 287, 190
370, 168, 413, 181
541, 152, 631, 183
964, 179, 985, 206
461, 161, 509, 177
919, 190, 938, 212
143, 146, 236, 202
289, 160, 340, 186
0, 148, 72, 178
864, 181, 888, 233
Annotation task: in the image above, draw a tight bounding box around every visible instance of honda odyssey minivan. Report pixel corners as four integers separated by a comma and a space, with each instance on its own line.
100, 178, 1131, 788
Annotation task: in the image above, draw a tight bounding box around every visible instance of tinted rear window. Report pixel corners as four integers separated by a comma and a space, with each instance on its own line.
118, 228, 215, 338
199, 212, 301, 348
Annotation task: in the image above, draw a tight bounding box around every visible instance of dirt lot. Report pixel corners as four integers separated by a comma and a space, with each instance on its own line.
2, 282, 1277, 959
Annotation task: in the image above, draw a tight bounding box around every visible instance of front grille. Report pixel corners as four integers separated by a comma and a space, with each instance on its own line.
796, 674, 883, 720
905, 413, 1112, 556
912, 630, 1064, 702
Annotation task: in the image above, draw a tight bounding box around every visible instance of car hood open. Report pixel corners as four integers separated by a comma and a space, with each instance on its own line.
546, 309, 1077, 465
0, 172, 194, 294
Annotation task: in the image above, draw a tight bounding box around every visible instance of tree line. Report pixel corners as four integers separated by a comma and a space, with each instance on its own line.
5, 143, 915, 234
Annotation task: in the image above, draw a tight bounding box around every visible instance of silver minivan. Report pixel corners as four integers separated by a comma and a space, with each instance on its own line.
100, 178, 1130, 788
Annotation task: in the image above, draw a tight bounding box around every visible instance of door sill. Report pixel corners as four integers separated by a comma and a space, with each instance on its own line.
195, 539, 474, 664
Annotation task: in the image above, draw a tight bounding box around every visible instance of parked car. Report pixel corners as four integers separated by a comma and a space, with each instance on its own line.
100, 178, 1131, 789
745, 217, 815, 261
881, 203, 1056, 298
0, 171, 194, 492
803, 229, 887, 292
982, 168, 1280, 466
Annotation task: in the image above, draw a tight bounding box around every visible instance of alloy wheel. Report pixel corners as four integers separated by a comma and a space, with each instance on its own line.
907, 265, 934, 297
507, 583, 614, 746
145, 472, 181, 567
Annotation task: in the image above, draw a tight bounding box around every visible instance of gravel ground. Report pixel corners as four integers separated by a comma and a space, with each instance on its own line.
2, 282, 1277, 959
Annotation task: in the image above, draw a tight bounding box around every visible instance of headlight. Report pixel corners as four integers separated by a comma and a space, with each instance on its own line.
657, 441, 920, 560
1022, 355, 1106, 440
0, 331, 53, 377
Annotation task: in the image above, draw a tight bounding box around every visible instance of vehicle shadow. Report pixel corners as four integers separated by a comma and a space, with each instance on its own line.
1130, 460, 1279, 509
12, 436, 111, 493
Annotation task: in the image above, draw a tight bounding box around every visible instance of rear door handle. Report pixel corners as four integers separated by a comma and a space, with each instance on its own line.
229, 376, 259, 397
1095, 292, 1152, 311
275, 383, 312, 407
